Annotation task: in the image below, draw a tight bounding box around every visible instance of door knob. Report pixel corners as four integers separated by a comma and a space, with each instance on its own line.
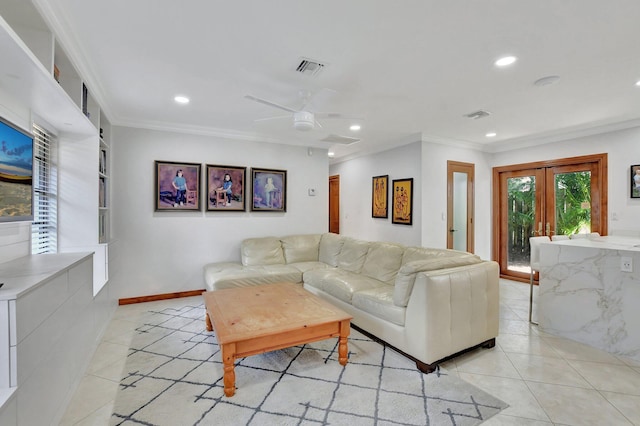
449, 229, 457, 233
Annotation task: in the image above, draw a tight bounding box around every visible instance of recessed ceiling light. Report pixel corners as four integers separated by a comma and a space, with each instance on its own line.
174, 95, 190, 104
635, 80, 640, 87
349, 124, 361, 131
328, 151, 335, 158
486, 132, 497, 138
495, 56, 517, 67
534, 75, 560, 86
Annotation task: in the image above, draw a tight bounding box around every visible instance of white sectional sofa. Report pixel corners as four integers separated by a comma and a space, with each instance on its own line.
203, 233, 499, 372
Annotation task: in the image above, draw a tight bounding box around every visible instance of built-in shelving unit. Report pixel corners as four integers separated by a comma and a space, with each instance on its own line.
98, 112, 110, 244
0, 2, 112, 285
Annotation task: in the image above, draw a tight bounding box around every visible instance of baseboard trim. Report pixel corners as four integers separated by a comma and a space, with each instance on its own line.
119, 289, 205, 305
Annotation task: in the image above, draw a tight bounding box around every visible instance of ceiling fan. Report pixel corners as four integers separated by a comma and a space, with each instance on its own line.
244, 90, 358, 132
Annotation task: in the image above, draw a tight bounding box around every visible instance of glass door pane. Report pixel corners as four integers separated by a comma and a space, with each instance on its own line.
552, 170, 592, 236
498, 168, 545, 280
452, 171, 467, 251
506, 175, 536, 273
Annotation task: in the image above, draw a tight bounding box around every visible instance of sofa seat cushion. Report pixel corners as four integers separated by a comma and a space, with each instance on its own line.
205, 264, 302, 291
352, 286, 406, 326
304, 268, 385, 304
241, 237, 285, 266
281, 234, 321, 264
393, 255, 483, 307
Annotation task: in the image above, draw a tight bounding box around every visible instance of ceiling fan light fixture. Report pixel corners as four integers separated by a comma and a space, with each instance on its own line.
293, 111, 315, 131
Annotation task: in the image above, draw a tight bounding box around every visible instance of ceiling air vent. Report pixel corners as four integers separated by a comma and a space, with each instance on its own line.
464, 110, 492, 120
321, 134, 360, 145
295, 58, 325, 77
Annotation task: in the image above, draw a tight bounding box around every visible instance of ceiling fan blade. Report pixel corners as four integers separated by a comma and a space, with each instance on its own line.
244, 95, 297, 113
314, 112, 364, 120
253, 115, 291, 123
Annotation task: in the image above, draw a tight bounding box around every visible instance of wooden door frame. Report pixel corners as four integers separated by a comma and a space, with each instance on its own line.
447, 161, 475, 253
329, 174, 340, 234
492, 153, 608, 278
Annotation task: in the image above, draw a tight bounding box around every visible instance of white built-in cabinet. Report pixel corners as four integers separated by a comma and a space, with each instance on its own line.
0, 2, 111, 293
0, 253, 114, 425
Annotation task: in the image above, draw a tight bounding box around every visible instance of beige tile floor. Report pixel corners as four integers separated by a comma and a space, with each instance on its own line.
60, 280, 640, 425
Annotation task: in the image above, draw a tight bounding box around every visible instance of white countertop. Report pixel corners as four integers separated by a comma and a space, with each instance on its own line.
548, 235, 640, 252
0, 252, 93, 300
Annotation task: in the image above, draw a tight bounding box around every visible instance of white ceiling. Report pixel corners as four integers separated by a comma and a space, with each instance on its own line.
36, 0, 640, 161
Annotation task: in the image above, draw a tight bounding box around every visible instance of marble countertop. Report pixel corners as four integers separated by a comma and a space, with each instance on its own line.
549, 235, 640, 252
0, 252, 92, 300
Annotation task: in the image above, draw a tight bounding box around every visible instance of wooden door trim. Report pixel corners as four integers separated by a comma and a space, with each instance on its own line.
492, 153, 607, 267
329, 174, 340, 234
447, 161, 475, 253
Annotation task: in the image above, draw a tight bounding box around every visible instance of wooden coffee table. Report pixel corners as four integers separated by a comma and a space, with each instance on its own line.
203, 282, 352, 397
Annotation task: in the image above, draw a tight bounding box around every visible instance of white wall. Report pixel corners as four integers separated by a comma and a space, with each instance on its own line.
330, 142, 422, 246
420, 141, 493, 259
330, 126, 640, 262
491, 126, 640, 234
330, 140, 493, 258
109, 127, 329, 299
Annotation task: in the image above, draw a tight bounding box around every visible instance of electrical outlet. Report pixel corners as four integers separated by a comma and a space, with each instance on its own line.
621, 256, 633, 272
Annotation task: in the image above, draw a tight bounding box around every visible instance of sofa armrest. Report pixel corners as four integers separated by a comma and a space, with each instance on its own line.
404, 261, 499, 364
393, 255, 482, 306
203, 262, 243, 290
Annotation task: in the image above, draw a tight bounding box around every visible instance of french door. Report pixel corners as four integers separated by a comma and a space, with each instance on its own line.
493, 154, 607, 282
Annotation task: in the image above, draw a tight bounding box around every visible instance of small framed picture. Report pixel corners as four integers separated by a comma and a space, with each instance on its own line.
155, 161, 201, 211
392, 178, 413, 225
206, 165, 246, 211
251, 168, 287, 212
632, 165, 640, 198
372, 175, 389, 218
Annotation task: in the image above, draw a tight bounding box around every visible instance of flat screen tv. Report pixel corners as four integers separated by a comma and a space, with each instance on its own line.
0, 115, 34, 223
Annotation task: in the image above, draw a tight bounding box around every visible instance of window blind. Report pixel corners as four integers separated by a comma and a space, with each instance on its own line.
31, 123, 58, 254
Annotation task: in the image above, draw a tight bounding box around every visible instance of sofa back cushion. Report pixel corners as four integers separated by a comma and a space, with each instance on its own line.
241, 237, 285, 266
337, 238, 370, 273
319, 233, 345, 266
361, 242, 405, 284
281, 234, 321, 264
402, 246, 466, 265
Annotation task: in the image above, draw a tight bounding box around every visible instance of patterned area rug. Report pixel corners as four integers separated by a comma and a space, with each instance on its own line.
111, 300, 507, 425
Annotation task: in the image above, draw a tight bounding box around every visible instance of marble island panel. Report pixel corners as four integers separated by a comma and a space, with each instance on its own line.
538, 236, 640, 361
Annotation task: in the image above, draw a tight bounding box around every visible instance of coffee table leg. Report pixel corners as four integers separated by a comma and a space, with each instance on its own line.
221, 343, 236, 397
205, 312, 213, 332
338, 320, 350, 366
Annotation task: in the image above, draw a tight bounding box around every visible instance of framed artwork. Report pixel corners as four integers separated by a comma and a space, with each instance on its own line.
632, 165, 640, 198
155, 161, 201, 211
206, 164, 246, 211
372, 175, 389, 218
392, 178, 413, 225
251, 168, 287, 212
